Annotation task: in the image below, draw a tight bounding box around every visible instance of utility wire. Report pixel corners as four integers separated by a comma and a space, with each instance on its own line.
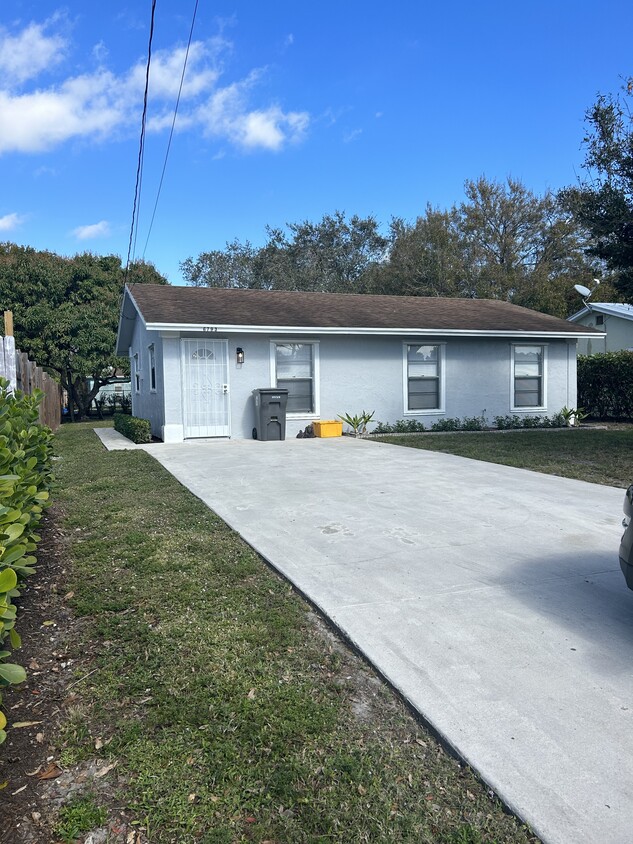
142, 0, 200, 258
126, 0, 157, 276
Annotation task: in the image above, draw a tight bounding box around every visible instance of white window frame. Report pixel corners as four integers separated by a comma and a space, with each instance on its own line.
133, 352, 141, 393
511, 343, 548, 411
269, 340, 320, 419
148, 344, 157, 392
402, 342, 446, 415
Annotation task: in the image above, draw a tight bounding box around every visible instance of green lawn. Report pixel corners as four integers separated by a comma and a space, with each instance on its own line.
51, 423, 539, 844
374, 428, 633, 488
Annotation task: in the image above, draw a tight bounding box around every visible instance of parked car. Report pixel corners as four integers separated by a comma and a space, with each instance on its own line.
619, 485, 633, 589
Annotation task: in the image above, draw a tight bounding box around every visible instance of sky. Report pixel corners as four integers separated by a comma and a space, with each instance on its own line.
1, 1, 632, 285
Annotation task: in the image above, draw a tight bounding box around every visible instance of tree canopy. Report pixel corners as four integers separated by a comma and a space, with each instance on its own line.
181, 212, 389, 293
559, 77, 633, 300
182, 183, 600, 318
0, 244, 168, 418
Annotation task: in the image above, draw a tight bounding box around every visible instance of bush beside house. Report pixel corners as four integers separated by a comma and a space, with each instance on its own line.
113, 413, 151, 444
578, 352, 633, 419
0, 379, 54, 743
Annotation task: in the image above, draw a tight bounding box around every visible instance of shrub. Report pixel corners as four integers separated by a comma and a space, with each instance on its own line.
578, 351, 633, 419
494, 412, 566, 430
373, 419, 426, 434
114, 413, 151, 444
430, 417, 462, 432
0, 378, 54, 743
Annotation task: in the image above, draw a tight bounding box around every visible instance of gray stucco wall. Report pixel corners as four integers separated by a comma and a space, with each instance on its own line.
129, 317, 165, 436
574, 312, 633, 355
131, 329, 578, 441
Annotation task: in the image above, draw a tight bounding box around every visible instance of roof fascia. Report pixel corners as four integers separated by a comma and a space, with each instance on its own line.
145, 322, 604, 339
115, 286, 147, 355
567, 307, 590, 322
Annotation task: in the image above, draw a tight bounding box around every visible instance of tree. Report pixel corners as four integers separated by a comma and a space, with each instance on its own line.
364, 208, 466, 297
180, 212, 389, 293
180, 239, 259, 288
0, 244, 168, 419
455, 176, 597, 316
559, 78, 633, 300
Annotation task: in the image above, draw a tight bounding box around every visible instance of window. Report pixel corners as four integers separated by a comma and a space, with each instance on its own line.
513, 345, 545, 408
133, 353, 140, 393
595, 314, 604, 325
405, 344, 443, 412
148, 344, 156, 391
272, 342, 319, 415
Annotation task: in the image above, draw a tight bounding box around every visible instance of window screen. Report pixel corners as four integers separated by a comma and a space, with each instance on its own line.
275, 343, 314, 413
407, 344, 440, 410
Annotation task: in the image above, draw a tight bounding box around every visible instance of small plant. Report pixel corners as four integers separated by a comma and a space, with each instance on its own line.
561, 406, 589, 427
460, 415, 487, 431
430, 417, 462, 432
338, 410, 375, 436
55, 796, 107, 843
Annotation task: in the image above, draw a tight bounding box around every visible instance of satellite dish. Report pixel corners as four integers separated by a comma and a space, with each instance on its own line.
574, 284, 592, 298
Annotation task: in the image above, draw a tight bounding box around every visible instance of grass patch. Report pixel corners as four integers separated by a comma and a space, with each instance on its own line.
52, 423, 539, 843
55, 796, 107, 842
375, 428, 633, 487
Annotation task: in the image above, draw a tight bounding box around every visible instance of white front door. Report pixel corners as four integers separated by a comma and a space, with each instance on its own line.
181, 339, 230, 438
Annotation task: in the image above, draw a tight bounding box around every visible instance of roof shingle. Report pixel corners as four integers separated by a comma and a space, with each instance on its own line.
126, 284, 599, 335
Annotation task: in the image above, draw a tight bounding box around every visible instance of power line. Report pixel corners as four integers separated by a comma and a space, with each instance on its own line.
142, 0, 200, 259
126, 0, 157, 275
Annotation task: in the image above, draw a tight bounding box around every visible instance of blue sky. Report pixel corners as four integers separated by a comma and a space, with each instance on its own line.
1, 1, 632, 284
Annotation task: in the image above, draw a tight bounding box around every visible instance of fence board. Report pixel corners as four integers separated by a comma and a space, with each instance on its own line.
0, 342, 61, 431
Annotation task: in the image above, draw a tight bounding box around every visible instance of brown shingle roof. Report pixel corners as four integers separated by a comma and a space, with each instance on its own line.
126, 284, 599, 335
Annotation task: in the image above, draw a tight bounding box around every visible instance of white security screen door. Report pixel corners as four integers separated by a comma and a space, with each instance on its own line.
181, 339, 230, 438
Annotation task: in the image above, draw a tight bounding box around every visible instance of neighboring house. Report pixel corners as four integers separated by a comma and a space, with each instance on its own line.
89, 376, 132, 408
116, 285, 602, 442
568, 303, 633, 355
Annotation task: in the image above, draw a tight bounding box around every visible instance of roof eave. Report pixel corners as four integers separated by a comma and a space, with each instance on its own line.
145, 322, 603, 339
116, 286, 147, 355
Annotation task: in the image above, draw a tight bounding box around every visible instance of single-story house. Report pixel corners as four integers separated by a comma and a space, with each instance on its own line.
116, 284, 603, 442
568, 302, 633, 355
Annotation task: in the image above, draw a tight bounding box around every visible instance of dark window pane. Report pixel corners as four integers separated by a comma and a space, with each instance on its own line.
515, 377, 542, 407
278, 377, 313, 413
408, 377, 439, 410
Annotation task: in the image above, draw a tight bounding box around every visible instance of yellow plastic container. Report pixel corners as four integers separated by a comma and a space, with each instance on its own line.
313, 419, 343, 438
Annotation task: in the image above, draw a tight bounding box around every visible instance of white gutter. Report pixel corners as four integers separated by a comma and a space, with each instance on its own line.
145, 321, 604, 339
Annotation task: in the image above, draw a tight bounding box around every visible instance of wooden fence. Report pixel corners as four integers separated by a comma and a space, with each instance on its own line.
0, 312, 62, 431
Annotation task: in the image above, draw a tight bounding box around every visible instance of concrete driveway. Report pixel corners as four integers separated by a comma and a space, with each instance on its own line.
139, 435, 630, 844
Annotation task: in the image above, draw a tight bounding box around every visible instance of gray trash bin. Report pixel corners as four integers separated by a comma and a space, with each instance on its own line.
252, 388, 289, 441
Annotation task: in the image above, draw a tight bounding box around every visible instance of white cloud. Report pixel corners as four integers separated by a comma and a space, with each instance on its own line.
343, 128, 363, 143
199, 72, 309, 151
92, 41, 109, 64
0, 21, 310, 156
72, 220, 111, 240
0, 20, 66, 86
0, 212, 25, 232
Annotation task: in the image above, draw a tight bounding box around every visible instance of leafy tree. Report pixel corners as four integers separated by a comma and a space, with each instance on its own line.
364, 208, 466, 297
453, 177, 598, 316
180, 211, 389, 293
0, 244, 167, 419
559, 78, 633, 300
180, 239, 259, 288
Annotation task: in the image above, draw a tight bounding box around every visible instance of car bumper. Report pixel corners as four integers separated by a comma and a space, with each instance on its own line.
621, 555, 633, 590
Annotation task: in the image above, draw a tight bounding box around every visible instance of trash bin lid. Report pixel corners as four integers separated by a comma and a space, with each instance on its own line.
252, 387, 289, 395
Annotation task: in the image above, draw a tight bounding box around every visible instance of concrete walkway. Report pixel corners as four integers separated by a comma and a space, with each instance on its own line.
100, 432, 632, 844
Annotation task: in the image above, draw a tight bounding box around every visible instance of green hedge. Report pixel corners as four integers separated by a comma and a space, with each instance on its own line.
577, 351, 633, 419
114, 413, 152, 444
0, 379, 54, 743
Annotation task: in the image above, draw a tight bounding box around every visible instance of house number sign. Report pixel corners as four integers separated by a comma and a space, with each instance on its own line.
202, 326, 218, 332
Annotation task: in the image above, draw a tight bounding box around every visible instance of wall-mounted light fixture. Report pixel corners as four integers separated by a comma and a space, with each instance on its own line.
236, 347, 245, 365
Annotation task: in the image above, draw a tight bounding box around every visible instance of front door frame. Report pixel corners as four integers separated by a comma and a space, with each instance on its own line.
180, 338, 231, 438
